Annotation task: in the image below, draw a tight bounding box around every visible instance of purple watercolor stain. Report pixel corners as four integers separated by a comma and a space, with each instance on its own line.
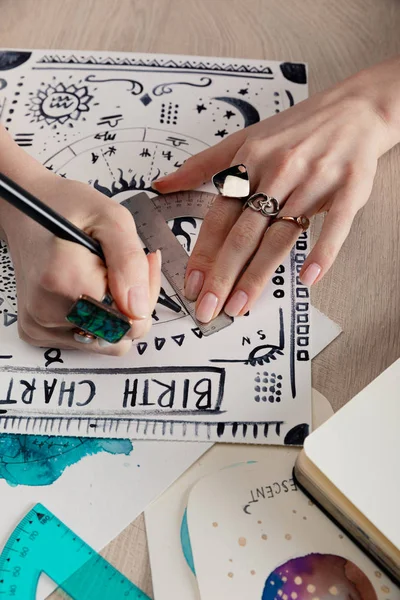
262, 553, 377, 600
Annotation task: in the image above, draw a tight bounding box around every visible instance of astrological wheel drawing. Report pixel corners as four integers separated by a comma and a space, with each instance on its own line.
43, 126, 208, 196
43, 127, 210, 328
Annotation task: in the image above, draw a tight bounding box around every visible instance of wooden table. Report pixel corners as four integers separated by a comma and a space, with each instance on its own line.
2, 0, 400, 596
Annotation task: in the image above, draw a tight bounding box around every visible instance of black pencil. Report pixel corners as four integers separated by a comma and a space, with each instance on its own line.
0, 172, 181, 314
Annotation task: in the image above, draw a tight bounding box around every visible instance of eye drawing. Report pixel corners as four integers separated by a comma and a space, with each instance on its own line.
210, 307, 285, 367
246, 344, 284, 367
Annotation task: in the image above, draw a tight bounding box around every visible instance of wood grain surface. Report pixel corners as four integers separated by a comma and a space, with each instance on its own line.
1, 0, 400, 596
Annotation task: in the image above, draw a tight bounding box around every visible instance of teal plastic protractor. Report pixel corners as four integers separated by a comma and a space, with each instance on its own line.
0, 503, 149, 599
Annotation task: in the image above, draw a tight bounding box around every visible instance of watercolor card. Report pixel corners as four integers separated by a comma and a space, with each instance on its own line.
186, 456, 399, 600
146, 390, 334, 600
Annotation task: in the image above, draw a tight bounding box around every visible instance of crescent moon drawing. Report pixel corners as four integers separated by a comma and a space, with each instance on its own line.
213, 96, 260, 127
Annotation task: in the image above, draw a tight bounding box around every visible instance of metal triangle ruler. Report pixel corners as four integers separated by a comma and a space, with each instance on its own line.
122, 191, 233, 336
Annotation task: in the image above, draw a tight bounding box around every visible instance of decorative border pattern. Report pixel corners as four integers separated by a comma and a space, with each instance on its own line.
37, 55, 274, 75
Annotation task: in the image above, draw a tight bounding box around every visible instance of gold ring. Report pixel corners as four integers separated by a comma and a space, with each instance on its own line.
270, 215, 310, 232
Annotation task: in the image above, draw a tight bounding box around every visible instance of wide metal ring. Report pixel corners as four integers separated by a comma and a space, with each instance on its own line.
67, 294, 132, 344
71, 292, 114, 344
270, 215, 310, 232
212, 164, 250, 198
243, 193, 280, 217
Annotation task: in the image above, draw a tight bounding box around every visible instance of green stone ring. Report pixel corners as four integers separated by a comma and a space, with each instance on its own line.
66, 295, 132, 344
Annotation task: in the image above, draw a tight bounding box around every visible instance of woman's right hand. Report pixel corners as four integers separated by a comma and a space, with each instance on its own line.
1, 169, 161, 355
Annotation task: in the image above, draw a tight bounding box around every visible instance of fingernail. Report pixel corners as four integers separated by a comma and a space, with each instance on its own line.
185, 270, 204, 301
73, 332, 95, 345
224, 290, 248, 317
152, 176, 167, 189
128, 285, 149, 319
300, 263, 321, 286
156, 249, 162, 268
98, 338, 112, 348
196, 292, 218, 323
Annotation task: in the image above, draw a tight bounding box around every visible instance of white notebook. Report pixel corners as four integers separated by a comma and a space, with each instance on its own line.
295, 358, 400, 581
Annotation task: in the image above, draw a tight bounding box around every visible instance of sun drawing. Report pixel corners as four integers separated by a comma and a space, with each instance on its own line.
26, 80, 93, 127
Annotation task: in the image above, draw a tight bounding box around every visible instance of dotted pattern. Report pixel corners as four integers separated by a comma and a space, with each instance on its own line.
274, 90, 281, 113
160, 102, 179, 125
0, 242, 17, 321
254, 371, 282, 403
5, 75, 25, 127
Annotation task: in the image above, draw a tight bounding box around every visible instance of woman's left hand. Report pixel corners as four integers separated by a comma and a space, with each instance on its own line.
153, 62, 398, 323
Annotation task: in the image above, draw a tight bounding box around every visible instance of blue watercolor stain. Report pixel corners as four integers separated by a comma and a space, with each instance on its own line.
224, 460, 257, 470
262, 572, 285, 599
179, 463, 258, 577
0, 434, 133, 487
180, 508, 196, 575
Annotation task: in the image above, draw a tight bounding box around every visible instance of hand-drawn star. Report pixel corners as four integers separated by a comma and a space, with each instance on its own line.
224, 110, 235, 119
59, 173, 67, 178
238, 88, 249, 95
215, 129, 228, 137
46, 164, 54, 171
196, 104, 207, 113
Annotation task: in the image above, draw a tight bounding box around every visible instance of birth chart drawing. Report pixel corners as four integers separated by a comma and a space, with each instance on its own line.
0, 50, 311, 445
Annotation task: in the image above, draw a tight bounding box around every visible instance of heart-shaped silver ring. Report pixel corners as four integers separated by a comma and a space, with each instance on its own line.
243, 193, 280, 217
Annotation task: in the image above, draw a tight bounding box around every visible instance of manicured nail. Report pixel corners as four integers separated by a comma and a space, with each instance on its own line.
300, 263, 321, 286
73, 332, 94, 345
152, 176, 167, 189
185, 270, 204, 301
156, 249, 162, 268
128, 285, 149, 319
224, 290, 248, 317
196, 292, 218, 323
98, 338, 112, 348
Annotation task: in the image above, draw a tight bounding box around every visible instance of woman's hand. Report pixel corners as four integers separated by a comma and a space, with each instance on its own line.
1, 171, 160, 355
153, 61, 400, 323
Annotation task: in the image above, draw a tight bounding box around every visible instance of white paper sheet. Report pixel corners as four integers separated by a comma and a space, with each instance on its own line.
0, 50, 344, 599
187, 456, 398, 600
145, 390, 334, 600
311, 305, 342, 358
0, 49, 311, 444
0, 308, 338, 600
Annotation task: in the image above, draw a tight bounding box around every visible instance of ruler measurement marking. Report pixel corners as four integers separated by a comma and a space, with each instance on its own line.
0, 504, 150, 598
